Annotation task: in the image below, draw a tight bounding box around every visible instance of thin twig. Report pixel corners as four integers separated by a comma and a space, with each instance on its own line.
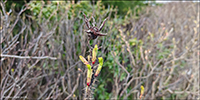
119, 29, 136, 67
1, 54, 57, 60
65, 74, 80, 99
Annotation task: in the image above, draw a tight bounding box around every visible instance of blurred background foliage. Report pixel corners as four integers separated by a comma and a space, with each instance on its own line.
4, 0, 156, 17
1, 0, 199, 99
101, 0, 149, 17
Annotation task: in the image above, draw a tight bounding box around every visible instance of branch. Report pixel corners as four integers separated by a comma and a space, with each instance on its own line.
119, 29, 136, 67
65, 74, 80, 99
1, 54, 57, 60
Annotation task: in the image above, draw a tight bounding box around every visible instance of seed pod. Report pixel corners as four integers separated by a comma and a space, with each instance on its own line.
87, 69, 92, 86
79, 55, 91, 69
140, 85, 145, 99
92, 45, 98, 64
95, 57, 103, 77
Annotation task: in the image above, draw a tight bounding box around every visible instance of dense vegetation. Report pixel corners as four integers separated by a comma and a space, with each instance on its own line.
1, 0, 199, 99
